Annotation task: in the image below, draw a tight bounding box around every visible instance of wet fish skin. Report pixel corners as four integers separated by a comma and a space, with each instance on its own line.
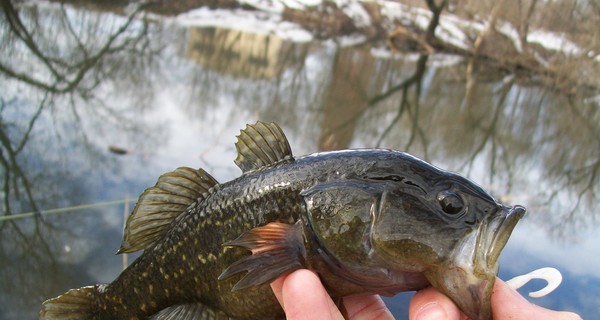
39, 122, 524, 320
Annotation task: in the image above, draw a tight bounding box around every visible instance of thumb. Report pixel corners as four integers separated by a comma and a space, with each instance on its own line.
409, 286, 463, 320
492, 278, 582, 320
343, 294, 394, 320
271, 269, 343, 320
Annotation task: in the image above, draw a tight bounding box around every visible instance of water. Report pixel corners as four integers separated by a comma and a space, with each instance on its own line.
1, 2, 599, 319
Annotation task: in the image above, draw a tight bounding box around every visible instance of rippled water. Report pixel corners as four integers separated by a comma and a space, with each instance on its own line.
1, 2, 598, 319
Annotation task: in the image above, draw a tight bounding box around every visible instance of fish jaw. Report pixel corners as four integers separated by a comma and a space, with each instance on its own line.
424, 205, 525, 320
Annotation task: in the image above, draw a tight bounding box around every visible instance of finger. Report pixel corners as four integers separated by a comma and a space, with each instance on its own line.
408, 286, 463, 320
274, 269, 344, 320
492, 278, 582, 320
343, 294, 394, 320
270, 275, 286, 308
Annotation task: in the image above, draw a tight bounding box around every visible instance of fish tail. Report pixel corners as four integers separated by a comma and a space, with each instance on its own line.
40, 285, 99, 320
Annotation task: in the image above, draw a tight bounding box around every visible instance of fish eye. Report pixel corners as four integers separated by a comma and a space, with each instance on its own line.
437, 191, 464, 215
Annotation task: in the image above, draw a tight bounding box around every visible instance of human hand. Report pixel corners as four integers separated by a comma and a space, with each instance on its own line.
409, 277, 582, 320
270, 269, 393, 320
270, 269, 582, 320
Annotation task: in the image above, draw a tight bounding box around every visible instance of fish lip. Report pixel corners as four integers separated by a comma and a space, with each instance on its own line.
470, 204, 526, 319
478, 205, 526, 270
424, 205, 525, 320
469, 205, 525, 319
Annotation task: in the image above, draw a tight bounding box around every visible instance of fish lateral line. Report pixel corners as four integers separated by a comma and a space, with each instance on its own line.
118, 121, 294, 255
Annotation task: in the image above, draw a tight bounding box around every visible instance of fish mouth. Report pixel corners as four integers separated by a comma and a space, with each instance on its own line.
424, 205, 525, 320
479, 205, 526, 270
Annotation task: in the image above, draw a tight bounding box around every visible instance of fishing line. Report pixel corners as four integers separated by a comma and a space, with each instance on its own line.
0, 199, 137, 222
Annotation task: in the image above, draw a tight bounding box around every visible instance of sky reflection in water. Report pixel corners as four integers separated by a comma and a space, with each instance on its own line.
0, 2, 598, 319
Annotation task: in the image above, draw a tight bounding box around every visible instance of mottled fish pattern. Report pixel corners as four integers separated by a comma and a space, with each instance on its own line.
40, 121, 525, 320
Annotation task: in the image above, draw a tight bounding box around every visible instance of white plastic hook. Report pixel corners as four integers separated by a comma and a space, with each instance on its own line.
506, 267, 563, 298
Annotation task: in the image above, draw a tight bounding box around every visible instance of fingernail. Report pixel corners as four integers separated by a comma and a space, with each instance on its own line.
415, 302, 448, 320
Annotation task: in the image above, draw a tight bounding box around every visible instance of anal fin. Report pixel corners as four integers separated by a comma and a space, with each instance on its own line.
150, 302, 231, 320
40, 286, 98, 320
219, 221, 306, 291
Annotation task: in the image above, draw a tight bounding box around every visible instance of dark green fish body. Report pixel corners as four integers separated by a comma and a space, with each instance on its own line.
40, 122, 525, 320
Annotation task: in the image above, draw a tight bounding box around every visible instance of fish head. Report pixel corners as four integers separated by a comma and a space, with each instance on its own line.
303, 151, 524, 319
364, 152, 525, 320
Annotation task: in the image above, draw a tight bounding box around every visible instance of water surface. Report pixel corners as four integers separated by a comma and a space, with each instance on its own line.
1, 2, 598, 319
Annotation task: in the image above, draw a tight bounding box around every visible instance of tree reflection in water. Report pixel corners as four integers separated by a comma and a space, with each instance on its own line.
0, 1, 598, 318
0, 2, 162, 316
311, 46, 598, 241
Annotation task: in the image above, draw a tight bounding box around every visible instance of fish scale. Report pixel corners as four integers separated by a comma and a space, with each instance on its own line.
40, 122, 524, 320
96, 171, 307, 319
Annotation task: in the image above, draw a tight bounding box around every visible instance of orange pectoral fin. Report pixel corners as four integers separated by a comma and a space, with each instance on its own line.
218, 221, 307, 291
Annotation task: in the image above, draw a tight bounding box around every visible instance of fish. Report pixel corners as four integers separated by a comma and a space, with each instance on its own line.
39, 121, 525, 320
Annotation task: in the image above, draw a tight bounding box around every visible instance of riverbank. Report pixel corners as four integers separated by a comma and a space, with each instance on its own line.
50, 0, 600, 94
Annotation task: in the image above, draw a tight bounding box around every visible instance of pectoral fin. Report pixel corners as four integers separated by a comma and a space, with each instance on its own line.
219, 221, 306, 291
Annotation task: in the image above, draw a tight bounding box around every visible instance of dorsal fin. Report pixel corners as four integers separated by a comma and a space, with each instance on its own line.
117, 167, 218, 254
234, 121, 293, 173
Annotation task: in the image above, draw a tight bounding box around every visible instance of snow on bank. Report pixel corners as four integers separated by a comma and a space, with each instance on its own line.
528, 30, 582, 55
170, 0, 597, 63
175, 7, 313, 42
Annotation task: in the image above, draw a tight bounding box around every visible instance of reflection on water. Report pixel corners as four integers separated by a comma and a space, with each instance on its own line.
1, 2, 598, 319
187, 28, 289, 79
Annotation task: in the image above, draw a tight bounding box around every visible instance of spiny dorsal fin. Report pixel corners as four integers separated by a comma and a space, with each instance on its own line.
118, 167, 218, 254
234, 121, 293, 173
218, 221, 306, 291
